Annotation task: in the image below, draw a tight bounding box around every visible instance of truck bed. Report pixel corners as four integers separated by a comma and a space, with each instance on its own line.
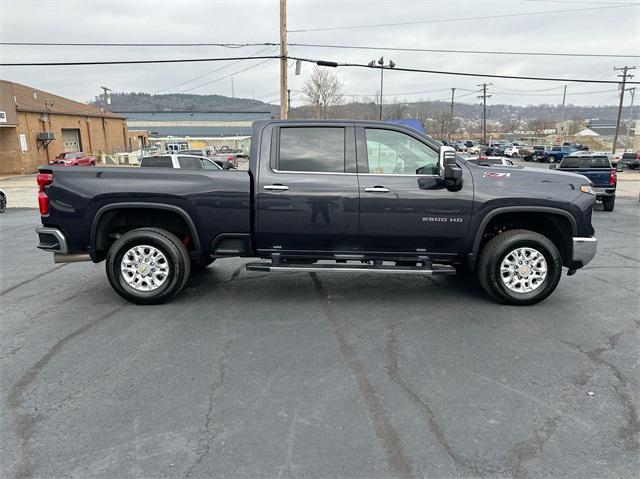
39, 166, 252, 254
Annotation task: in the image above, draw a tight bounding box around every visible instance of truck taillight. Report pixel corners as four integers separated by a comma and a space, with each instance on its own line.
609, 168, 616, 186
37, 173, 53, 215
227, 155, 234, 161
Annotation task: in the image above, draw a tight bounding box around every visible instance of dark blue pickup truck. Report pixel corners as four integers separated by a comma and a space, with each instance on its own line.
550, 153, 620, 211
36, 120, 597, 306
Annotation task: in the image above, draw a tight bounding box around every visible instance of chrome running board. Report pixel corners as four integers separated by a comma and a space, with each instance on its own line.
245, 262, 456, 275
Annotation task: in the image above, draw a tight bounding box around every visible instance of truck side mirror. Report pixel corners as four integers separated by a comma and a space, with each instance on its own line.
439, 146, 463, 191
548, 164, 557, 170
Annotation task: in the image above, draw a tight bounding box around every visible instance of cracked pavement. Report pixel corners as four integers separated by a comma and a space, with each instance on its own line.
1, 201, 639, 479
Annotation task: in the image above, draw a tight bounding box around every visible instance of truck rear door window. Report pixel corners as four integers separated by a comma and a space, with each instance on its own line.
141, 156, 173, 167
178, 156, 200, 169
278, 127, 345, 173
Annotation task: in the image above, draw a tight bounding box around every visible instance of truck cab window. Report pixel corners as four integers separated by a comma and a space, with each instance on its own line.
178, 156, 199, 169
365, 128, 438, 175
278, 127, 345, 172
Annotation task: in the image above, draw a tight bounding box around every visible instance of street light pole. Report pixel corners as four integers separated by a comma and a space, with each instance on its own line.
369, 57, 395, 122
379, 66, 384, 121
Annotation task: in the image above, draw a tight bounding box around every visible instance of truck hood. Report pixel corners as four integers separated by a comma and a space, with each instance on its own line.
465, 162, 591, 202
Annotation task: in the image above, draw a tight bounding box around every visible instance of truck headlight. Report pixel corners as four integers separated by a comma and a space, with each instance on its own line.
580, 184, 595, 195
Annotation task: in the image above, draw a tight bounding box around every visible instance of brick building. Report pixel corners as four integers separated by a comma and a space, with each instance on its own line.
0, 80, 128, 175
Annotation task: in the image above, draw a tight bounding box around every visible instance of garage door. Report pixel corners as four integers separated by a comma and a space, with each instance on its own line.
61, 128, 81, 152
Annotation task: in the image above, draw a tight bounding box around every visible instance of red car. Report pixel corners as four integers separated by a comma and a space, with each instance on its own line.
51, 152, 96, 166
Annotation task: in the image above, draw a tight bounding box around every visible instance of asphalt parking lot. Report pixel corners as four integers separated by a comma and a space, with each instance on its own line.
1, 204, 639, 479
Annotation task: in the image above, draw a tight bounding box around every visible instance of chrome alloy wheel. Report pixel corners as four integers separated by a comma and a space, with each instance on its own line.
500, 247, 548, 293
120, 245, 169, 291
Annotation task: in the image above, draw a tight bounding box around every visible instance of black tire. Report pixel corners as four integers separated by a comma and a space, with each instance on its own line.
602, 197, 615, 212
0, 193, 6, 213
106, 227, 191, 304
477, 229, 562, 306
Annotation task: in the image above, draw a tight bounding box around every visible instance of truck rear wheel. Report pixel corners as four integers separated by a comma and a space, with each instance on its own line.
477, 229, 562, 306
106, 227, 191, 304
602, 197, 615, 212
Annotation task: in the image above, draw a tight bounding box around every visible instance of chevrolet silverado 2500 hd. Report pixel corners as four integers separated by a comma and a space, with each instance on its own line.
35, 120, 597, 305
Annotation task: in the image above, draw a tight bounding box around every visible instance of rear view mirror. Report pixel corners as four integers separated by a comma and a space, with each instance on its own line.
439, 146, 463, 191
548, 164, 557, 170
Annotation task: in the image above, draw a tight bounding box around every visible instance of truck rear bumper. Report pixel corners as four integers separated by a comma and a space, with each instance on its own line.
572, 236, 597, 268
36, 226, 69, 253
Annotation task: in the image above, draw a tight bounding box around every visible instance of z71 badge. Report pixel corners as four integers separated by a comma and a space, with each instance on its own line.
483, 171, 511, 178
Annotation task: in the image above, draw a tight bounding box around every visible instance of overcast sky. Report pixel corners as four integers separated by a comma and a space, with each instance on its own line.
0, 0, 638, 108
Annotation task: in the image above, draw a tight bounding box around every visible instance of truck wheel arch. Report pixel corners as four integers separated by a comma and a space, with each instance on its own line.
90, 202, 202, 258
468, 206, 577, 269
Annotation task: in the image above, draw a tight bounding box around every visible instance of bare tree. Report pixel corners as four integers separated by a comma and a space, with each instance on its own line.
303, 66, 344, 119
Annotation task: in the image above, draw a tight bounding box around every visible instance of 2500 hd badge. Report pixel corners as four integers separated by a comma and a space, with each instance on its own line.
422, 217, 464, 223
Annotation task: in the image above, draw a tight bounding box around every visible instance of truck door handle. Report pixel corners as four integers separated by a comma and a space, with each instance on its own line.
364, 186, 390, 193
263, 184, 290, 191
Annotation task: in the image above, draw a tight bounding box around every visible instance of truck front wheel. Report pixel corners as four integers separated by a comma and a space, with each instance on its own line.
106, 227, 191, 304
477, 229, 562, 305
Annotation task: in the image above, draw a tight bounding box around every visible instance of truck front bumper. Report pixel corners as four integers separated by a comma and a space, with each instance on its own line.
571, 236, 597, 268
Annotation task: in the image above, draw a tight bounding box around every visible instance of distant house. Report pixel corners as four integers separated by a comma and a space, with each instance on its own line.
116, 110, 274, 138
0, 79, 128, 175
586, 118, 634, 137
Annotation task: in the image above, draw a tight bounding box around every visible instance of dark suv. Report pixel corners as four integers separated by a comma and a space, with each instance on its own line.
617, 151, 640, 169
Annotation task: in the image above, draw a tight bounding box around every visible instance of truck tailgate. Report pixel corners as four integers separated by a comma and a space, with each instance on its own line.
559, 169, 612, 188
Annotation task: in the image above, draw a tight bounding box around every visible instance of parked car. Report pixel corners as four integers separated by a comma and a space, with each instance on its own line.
550, 153, 620, 211
485, 145, 506, 156
140, 154, 222, 170
35, 119, 597, 306
179, 148, 238, 169
545, 145, 578, 163
0, 189, 6, 213
523, 146, 547, 162
563, 142, 589, 151
504, 146, 523, 158
50, 152, 96, 166
615, 151, 640, 169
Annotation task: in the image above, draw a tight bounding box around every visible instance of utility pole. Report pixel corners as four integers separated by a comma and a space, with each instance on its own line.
279, 0, 288, 119
624, 87, 636, 151
612, 66, 635, 154
100, 86, 112, 107
449, 87, 456, 141
477, 83, 492, 144
559, 85, 567, 140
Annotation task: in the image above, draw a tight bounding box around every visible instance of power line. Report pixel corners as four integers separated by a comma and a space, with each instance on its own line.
4, 39, 636, 59
154, 46, 275, 94
492, 88, 620, 96
178, 58, 273, 93
288, 42, 640, 59
3, 54, 639, 85
0, 41, 277, 48
290, 56, 640, 84
0, 55, 280, 67
287, 4, 634, 32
